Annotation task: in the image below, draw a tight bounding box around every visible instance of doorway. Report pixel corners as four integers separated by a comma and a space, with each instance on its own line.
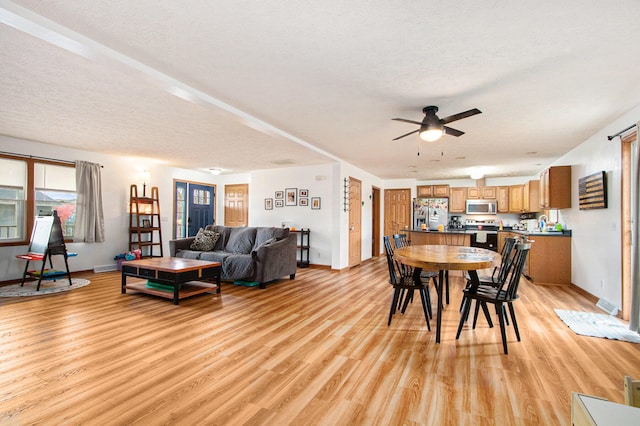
371, 186, 381, 256
174, 180, 215, 238
621, 131, 637, 320
384, 188, 411, 238
349, 177, 362, 268
225, 184, 249, 227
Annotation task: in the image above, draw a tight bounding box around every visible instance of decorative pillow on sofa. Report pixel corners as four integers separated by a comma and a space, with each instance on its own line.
190, 228, 220, 251
225, 227, 257, 254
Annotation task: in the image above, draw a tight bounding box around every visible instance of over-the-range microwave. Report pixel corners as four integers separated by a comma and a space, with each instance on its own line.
466, 199, 497, 215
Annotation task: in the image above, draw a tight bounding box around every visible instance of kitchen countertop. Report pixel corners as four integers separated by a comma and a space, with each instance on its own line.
408, 229, 498, 235
499, 228, 572, 237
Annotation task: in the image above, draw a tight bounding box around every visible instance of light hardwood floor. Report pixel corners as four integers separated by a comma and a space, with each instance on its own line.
1, 258, 639, 425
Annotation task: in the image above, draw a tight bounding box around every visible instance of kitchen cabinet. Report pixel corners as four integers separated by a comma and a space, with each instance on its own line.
527, 234, 571, 285
449, 187, 466, 213
467, 186, 497, 199
539, 165, 571, 209
499, 231, 571, 285
508, 181, 540, 213
523, 180, 541, 213
497, 186, 509, 213
417, 184, 449, 198
508, 185, 524, 212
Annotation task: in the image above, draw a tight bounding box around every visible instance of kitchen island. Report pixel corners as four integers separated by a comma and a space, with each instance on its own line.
408, 229, 472, 246
498, 229, 572, 286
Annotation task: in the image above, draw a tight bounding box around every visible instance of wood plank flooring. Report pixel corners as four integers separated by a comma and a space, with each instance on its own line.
1, 258, 639, 425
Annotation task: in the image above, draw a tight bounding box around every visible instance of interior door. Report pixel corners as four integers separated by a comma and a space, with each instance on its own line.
188, 184, 215, 236
384, 188, 411, 238
348, 177, 362, 268
371, 186, 381, 256
224, 184, 248, 227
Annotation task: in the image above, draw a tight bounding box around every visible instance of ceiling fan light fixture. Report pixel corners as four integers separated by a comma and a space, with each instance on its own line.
419, 125, 444, 142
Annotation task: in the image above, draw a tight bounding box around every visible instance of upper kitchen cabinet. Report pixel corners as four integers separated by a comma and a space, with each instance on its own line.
449, 187, 466, 213
417, 184, 450, 198
467, 186, 497, 199
508, 185, 524, 212
508, 181, 540, 213
540, 166, 571, 209
497, 186, 509, 213
523, 180, 540, 213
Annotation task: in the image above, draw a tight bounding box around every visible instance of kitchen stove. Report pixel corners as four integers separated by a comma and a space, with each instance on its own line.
464, 219, 498, 231
465, 219, 498, 251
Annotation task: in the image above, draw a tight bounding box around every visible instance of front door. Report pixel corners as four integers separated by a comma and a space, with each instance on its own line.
188, 184, 215, 236
225, 184, 248, 227
349, 177, 362, 268
174, 181, 215, 238
384, 188, 411, 238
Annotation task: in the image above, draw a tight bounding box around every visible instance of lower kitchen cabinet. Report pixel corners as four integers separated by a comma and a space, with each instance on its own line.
527, 235, 571, 285
498, 231, 571, 285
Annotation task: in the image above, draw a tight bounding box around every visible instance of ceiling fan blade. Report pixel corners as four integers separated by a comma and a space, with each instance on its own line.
392, 129, 419, 141
392, 118, 423, 125
444, 126, 464, 137
441, 108, 482, 124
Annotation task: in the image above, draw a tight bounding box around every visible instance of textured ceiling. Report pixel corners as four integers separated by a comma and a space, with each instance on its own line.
1, 1, 640, 179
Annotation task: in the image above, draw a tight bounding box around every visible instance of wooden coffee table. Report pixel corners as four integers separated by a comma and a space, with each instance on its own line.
121, 257, 221, 305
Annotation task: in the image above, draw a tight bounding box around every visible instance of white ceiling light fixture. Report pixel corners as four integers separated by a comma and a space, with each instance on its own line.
470, 168, 484, 180
209, 168, 222, 175
419, 123, 444, 142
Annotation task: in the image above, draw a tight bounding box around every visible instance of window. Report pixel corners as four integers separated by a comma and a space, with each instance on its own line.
0, 155, 76, 245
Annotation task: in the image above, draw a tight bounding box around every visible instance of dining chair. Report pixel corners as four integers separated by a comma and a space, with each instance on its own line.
392, 233, 409, 249
460, 237, 518, 318
383, 236, 431, 330
442, 230, 467, 304
455, 242, 531, 354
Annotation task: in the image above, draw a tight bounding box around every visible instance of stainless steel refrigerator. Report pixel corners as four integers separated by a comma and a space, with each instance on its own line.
413, 197, 449, 231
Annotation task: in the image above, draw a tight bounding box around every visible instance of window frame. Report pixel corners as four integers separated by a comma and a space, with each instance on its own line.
0, 153, 75, 247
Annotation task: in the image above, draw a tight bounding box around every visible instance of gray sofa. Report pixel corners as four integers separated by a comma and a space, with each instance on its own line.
169, 225, 297, 289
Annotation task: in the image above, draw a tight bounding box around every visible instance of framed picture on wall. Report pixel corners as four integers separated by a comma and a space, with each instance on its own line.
299, 189, 308, 197
275, 190, 284, 199
311, 197, 321, 210
265, 198, 273, 210
285, 188, 297, 206
299, 198, 309, 206
275, 199, 284, 208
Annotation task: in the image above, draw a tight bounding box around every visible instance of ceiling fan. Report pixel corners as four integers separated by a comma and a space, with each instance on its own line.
392, 105, 482, 142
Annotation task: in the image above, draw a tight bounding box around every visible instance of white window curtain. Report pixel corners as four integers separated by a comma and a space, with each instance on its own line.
630, 123, 640, 333
75, 161, 105, 243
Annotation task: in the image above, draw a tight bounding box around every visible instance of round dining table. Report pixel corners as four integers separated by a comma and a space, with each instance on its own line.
394, 245, 500, 343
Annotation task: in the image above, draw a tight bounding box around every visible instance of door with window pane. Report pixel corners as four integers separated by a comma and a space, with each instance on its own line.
174, 181, 215, 238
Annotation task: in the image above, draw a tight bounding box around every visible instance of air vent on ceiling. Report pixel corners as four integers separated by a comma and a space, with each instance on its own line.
271, 159, 296, 165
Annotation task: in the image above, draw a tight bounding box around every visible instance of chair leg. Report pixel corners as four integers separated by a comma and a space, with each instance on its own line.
507, 302, 520, 341
481, 302, 494, 328
388, 288, 401, 326
497, 302, 508, 354
445, 270, 450, 305
419, 288, 431, 331
456, 295, 472, 339
401, 289, 414, 314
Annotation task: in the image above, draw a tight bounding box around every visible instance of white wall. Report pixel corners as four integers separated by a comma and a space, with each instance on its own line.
249, 164, 334, 266
553, 104, 640, 307
0, 135, 218, 280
